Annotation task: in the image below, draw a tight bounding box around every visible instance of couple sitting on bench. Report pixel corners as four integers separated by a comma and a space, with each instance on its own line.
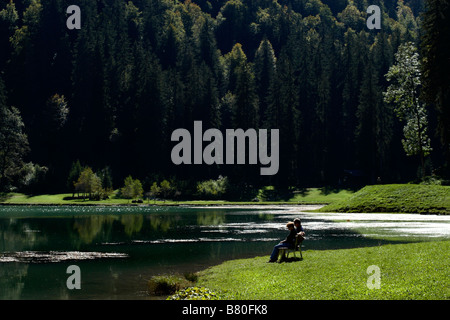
268, 218, 305, 263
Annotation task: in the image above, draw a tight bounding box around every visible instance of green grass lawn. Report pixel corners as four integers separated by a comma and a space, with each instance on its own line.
0, 192, 128, 205
194, 240, 449, 300
0, 187, 354, 206
318, 184, 450, 214
285, 187, 354, 204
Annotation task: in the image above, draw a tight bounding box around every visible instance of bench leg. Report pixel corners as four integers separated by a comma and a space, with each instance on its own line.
278, 249, 287, 262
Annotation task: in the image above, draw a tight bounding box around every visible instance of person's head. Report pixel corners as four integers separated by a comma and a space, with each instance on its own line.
294, 218, 301, 227
286, 222, 295, 230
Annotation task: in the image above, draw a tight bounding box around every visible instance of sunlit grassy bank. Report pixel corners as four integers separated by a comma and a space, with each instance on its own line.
0, 187, 353, 206
318, 184, 450, 214
2, 185, 447, 215
193, 241, 449, 300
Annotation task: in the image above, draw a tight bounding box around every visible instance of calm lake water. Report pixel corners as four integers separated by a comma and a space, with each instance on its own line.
0, 205, 449, 300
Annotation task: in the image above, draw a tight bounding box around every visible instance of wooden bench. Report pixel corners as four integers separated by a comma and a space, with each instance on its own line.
277, 235, 303, 262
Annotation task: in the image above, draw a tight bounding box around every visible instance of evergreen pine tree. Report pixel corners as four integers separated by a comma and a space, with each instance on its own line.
422, 0, 450, 175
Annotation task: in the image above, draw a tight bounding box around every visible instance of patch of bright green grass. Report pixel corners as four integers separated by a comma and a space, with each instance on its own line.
0, 193, 128, 205
196, 241, 450, 300
0, 193, 74, 204
287, 188, 354, 204
318, 184, 450, 214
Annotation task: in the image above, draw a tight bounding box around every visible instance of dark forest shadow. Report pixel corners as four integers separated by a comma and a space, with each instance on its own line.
0, 192, 12, 202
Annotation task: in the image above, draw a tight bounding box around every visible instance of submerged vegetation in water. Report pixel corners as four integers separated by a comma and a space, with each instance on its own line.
147, 273, 200, 296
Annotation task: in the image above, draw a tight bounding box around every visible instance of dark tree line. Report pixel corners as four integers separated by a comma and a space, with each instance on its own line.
422, 0, 450, 176
0, 0, 448, 193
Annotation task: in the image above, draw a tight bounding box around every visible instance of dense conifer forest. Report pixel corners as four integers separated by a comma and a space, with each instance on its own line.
0, 0, 449, 196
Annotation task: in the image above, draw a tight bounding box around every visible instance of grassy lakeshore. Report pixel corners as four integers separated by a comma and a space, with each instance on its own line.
1, 184, 448, 215
0, 187, 354, 206
317, 184, 450, 214
194, 240, 450, 300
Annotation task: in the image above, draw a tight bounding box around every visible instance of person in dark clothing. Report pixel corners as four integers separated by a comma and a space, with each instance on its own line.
294, 218, 305, 238
293, 217, 305, 248
268, 222, 296, 262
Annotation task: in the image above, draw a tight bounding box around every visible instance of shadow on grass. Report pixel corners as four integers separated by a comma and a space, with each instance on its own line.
63, 196, 86, 201
0, 192, 13, 202
319, 186, 339, 196
319, 185, 359, 195
260, 187, 305, 201
279, 257, 303, 263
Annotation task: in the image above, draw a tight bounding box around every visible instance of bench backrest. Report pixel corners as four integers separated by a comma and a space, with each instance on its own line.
294, 234, 304, 249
